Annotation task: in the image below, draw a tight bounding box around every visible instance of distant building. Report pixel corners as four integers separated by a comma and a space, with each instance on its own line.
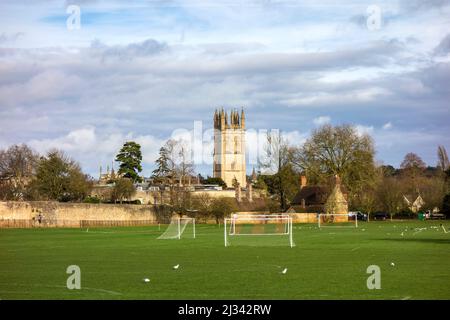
403, 194, 425, 213
288, 175, 348, 214
98, 164, 118, 184
325, 175, 349, 215
213, 108, 246, 188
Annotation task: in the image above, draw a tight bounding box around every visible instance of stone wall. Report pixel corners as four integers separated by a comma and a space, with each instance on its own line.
0, 202, 322, 228
290, 213, 318, 223
0, 201, 158, 227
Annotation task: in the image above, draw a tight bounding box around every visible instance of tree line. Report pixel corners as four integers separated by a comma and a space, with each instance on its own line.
255, 124, 450, 218
1, 124, 449, 218
0, 141, 144, 204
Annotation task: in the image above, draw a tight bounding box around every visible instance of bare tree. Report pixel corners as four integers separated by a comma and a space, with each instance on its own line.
153, 139, 196, 215
293, 124, 377, 206
420, 177, 445, 211
0, 144, 39, 200
377, 176, 405, 219
191, 193, 213, 222
352, 167, 383, 217
174, 141, 195, 186
259, 130, 296, 211
400, 152, 426, 194
437, 145, 449, 171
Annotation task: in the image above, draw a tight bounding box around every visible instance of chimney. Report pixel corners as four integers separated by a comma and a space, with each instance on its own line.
335, 175, 341, 186
300, 175, 307, 189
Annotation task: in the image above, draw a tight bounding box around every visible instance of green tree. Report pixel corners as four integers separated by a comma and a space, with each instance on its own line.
210, 197, 238, 224
152, 145, 173, 183
203, 177, 227, 188
111, 178, 136, 204
380, 165, 397, 177
191, 193, 213, 222
66, 166, 94, 202
30, 150, 91, 201
115, 141, 143, 183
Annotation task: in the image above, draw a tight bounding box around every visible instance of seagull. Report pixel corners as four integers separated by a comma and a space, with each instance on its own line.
390, 262, 395, 267
173, 264, 180, 270
143, 278, 150, 283
282, 268, 288, 274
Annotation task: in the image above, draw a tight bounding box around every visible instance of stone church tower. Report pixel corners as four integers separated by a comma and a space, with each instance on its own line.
213, 108, 246, 188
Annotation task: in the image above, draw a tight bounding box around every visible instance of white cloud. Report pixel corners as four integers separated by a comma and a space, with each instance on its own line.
282, 130, 308, 147
0, 1, 449, 175
28, 127, 97, 153
28, 127, 165, 177
313, 116, 331, 126
355, 124, 374, 136
382, 122, 393, 129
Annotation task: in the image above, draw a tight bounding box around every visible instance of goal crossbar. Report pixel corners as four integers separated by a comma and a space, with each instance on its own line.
224, 214, 294, 247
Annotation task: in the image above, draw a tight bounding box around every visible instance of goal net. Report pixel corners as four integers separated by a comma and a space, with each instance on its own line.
224, 214, 294, 247
157, 217, 196, 239
318, 213, 358, 228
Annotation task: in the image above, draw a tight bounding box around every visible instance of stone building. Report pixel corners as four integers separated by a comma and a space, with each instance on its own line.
98, 164, 117, 185
403, 194, 425, 213
324, 175, 349, 215
288, 175, 348, 214
213, 108, 246, 188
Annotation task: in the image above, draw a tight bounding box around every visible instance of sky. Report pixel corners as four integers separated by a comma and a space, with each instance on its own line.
0, 0, 449, 178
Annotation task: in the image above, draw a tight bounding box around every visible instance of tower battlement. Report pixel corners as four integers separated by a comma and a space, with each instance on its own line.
214, 108, 245, 130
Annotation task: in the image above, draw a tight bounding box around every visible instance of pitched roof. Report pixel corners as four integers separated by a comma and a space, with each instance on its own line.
291, 186, 328, 206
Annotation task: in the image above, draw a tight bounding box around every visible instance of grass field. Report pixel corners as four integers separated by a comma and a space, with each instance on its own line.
1, 220, 449, 300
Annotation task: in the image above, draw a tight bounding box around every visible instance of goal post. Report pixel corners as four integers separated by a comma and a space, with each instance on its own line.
157, 217, 196, 239
318, 213, 358, 228
224, 214, 294, 247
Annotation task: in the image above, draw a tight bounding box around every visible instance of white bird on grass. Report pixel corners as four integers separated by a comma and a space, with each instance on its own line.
281, 268, 288, 274
143, 278, 150, 283
390, 262, 395, 267
173, 264, 180, 270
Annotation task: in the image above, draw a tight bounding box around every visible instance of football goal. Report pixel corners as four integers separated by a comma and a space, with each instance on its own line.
224, 214, 294, 247
318, 213, 358, 228
157, 217, 196, 239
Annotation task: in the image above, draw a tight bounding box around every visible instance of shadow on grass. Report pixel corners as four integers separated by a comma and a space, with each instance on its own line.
373, 238, 450, 244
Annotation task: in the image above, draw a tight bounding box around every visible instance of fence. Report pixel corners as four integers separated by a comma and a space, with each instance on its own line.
79, 219, 156, 228
0, 219, 157, 229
